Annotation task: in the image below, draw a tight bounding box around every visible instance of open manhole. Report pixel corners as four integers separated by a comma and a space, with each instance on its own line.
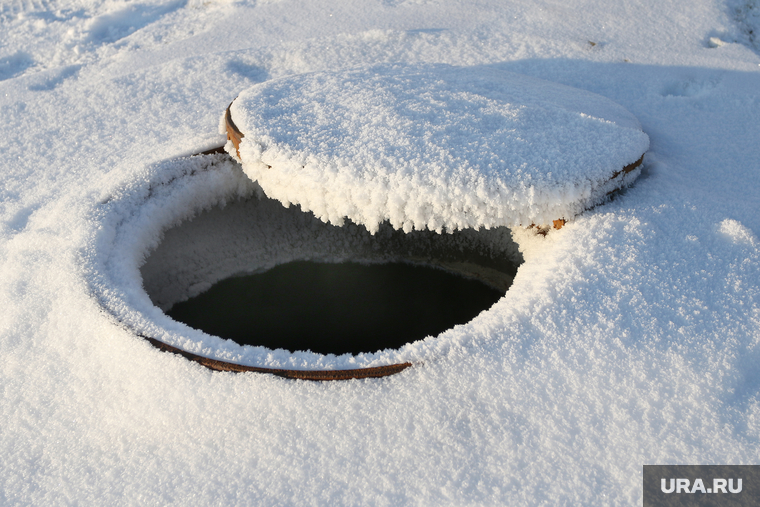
139, 187, 522, 377
146, 197, 519, 355
93, 63, 647, 381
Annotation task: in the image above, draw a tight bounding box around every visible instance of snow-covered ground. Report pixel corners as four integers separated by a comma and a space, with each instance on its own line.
2, 0, 760, 504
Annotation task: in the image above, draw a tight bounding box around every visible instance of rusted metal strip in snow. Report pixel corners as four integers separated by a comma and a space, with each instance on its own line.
225, 104, 244, 159
611, 154, 644, 180
144, 336, 413, 380
537, 154, 645, 232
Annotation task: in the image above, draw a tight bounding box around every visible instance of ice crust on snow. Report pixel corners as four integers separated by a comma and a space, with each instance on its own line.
229, 65, 649, 233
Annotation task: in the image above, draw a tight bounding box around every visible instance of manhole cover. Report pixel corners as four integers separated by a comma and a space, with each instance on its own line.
225, 64, 648, 233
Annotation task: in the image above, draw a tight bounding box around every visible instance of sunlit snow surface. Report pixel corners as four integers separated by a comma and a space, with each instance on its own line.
2, 0, 760, 505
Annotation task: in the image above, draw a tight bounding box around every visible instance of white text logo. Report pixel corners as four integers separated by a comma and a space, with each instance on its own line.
660, 478, 742, 494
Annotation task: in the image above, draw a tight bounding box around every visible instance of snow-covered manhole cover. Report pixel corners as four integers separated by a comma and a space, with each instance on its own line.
89, 64, 647, 381
224, 64, 649, 233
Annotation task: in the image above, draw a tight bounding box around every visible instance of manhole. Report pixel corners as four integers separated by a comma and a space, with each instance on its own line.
90, 63, 648, 381
138, 184, 522, 377
145, 196, 519, 357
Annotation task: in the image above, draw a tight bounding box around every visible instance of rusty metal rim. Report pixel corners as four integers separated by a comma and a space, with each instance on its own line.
142, 335, 413, 380
225, 104, 244, 159
545, 153, 645, 232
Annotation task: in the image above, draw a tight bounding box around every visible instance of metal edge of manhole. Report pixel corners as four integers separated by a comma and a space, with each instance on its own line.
144, 335, 413, 380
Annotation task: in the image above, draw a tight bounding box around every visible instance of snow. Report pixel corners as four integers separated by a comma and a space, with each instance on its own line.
229, 65, 649, 233
2, 0, 760, 505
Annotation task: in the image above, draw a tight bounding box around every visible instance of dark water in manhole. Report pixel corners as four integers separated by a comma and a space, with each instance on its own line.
166, 260, 504, 355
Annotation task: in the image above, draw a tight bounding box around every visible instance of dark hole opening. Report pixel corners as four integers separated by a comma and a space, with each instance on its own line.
141, 189, 523, 357
166, 260, 504, 355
